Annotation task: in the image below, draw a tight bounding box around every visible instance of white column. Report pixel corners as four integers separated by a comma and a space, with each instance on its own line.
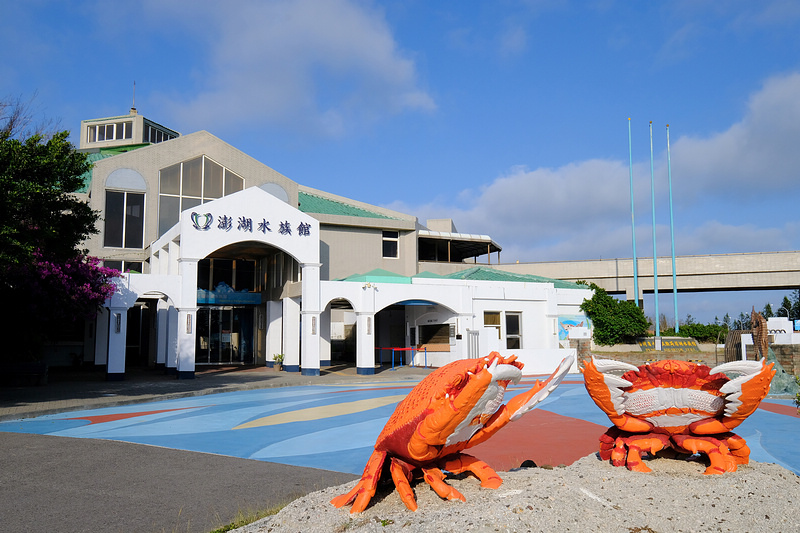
176, 258, 198, 378
319, 306, 332, 366
282, 297, 301, 372
176, 308, 196, 378
155, 299, 169, 366
106, 307, 128, 380
94, 307, 109, 366
300, 262, 321, 376
166, 304, 179, 373
356, 312, 376, 374
266, 300, 283, 367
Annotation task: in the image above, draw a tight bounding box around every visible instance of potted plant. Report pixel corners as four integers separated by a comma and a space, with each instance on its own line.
272, 353, 284, 370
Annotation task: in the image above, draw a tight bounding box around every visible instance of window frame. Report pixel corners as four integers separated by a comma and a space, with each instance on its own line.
483, 310, 523, 349
382, 230, 399, 259
484, 311, 501, 340
505, 312, 522, 349
157, 156, 245, 237
87, 121, 133, 143
103, 189, 146, 249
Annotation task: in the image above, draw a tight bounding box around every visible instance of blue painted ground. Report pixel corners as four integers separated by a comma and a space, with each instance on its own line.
1, 379, 798, 476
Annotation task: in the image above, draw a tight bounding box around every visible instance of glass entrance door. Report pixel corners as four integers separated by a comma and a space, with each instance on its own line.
196, 306, 254, 364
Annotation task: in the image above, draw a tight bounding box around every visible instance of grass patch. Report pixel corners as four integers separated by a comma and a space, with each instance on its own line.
208, 504, 286, 533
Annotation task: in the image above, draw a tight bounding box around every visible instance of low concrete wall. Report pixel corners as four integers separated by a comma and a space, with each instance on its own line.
745, 344, 800, 376
586, 343, 723, 368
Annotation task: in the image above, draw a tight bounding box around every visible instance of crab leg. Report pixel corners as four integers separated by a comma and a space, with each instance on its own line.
421, 466, 466, 502
389, 458, 418, 512
723, 433, 750, 465
672, 435, 738, 474
330, 450, 387, 513
440, 453, 503, 489
619, 433, 669, 473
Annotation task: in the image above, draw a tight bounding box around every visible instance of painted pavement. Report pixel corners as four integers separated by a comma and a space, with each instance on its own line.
1, 377, 798, 476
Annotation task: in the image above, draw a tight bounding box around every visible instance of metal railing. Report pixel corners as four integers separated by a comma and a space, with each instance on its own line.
375, 346, 428, 369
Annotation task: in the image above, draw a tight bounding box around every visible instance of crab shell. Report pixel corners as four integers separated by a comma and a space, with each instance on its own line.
583, 357, 775, 436
331, 352, 574, 512
375, 353, 526, 462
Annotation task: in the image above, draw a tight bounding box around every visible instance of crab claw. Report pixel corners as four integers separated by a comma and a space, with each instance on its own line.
487, 354, 523, 385
689, 358, 776, 435
507, 353, 575, 422
581, 357, 636, 418
713, 358, 776, 418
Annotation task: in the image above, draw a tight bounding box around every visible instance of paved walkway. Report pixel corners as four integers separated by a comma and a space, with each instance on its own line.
1, 363, 799, 532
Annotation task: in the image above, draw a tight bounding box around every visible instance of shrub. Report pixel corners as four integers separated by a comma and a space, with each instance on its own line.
580, 283, 650, 345
660, 323, 728, 343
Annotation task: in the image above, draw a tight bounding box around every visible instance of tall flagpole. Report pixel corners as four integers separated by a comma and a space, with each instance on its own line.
628, 119, 639, 308
650, 121, 660, 339
667, 124, 678, 333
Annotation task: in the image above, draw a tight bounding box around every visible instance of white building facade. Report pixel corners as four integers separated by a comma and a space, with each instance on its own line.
73, 109, 592, 379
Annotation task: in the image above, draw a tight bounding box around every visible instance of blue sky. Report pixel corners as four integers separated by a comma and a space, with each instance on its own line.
4, 0, 800, 325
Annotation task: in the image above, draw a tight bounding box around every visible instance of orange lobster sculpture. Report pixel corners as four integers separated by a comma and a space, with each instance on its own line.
582, 357, 775, 474
331, 352, 574, 513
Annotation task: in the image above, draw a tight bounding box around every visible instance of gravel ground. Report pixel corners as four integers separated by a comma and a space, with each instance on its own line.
234, 454, 800, 533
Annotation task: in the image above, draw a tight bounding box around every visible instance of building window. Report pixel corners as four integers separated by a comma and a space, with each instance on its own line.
87, 121, 133, 143
506, 312, 522, 349
104, 191, 145, 248
103, 260, 143, 273
144, 124, 176, 145
197, 258, 257, 292
382, 230, 399, 258
484, 311, 522, 349
484, 311, 501, 339
158, 156, 245, 236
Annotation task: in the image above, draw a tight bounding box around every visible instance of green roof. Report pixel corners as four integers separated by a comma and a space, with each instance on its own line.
76, 144, 150, 193
298, 191, 398, 219
337, 268, 412, 284
337, 266, 584, 289
442, 266, 584, 289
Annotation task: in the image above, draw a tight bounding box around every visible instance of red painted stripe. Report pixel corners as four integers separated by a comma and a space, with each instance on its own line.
466, 409, 606, 472
759, 402, 800, 418
329, 386, 414, 394
63, 407, 203, 425
517, 379, 584, 385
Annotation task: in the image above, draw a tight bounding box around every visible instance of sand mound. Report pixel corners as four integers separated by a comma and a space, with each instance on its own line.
234, 454, 800, 533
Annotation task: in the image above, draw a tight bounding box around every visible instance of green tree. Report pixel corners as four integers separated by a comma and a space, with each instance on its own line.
0, 131, 97, 265
0, 99, 117, 359
779, 295, 793, 320
732, 312, 751, 330
791, 290, 800, 320
763, 303, 774, 319
580, 283, 650, 345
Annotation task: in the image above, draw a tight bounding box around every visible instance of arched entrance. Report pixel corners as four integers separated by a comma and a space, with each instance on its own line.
195, 241, 299, 367
327, 298, 356, 364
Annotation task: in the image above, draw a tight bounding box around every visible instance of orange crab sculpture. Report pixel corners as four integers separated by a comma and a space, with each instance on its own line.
331, 352, 574, 513
582, 357, 775, 475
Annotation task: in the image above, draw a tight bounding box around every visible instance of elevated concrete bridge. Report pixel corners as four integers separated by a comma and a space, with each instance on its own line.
419, 251, 800, 302
499, 251, 800, 301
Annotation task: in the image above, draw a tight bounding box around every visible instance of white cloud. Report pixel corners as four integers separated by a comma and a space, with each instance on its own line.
671, 72, 800, 194
499, 25, 527, 56
147, 0, 434, 138
388, 72, 800, 262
